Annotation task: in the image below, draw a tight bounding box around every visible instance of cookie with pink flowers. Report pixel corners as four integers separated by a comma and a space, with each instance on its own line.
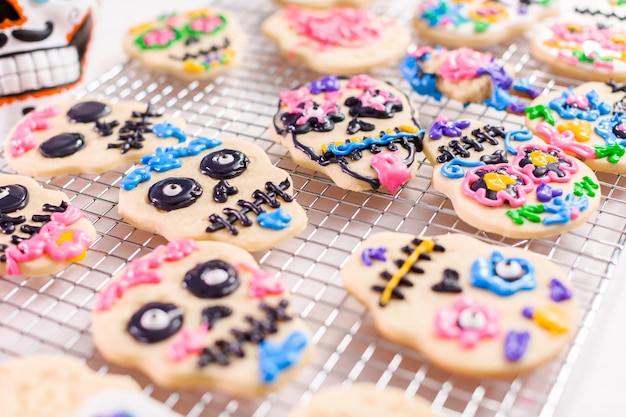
530, 17, 626, 82
271, 74, 423, 192
0, 175, 96, 277
342, 232, 578, 377
422, 116, 601, 239
274, 0, 372, 7
262, 6, 410, 75
92, 239, 314, 395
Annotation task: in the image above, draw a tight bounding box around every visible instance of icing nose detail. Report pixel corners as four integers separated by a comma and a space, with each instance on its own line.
0, 0, 26, 30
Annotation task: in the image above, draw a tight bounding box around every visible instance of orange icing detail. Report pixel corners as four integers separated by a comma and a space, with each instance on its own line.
533, 304, 569, 333
565, 23, 584, 33
557, 121, 592, 143
611, 34, 626, 45
66, 7, 92, 43
0, 0, 26, 30
529, 150, 558, 166
484, 172, 516, 191
399, 124, 420, 133
468, 2, 508, 23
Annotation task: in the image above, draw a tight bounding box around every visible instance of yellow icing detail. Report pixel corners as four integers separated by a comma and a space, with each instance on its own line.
611, 34, 626, 45
468, 2, 508, 23
484, 172, 516, 191
399, 124, 419, 133
380, 239, 435, 306
557, 121, 592, 142
222, 48, 235, 65
184, 59, 205, 73
128, 22, 155, 35
533, 304, 569, 333
187, 8, 211, 18
566, 23, 584, 33
56, 231, 87, 263
529, 150, 558, 166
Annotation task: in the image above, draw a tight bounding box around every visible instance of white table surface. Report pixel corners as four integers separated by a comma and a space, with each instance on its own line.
10, 0, 626, 415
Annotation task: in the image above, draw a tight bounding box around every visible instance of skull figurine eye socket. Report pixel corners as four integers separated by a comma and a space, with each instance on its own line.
127, 302, 184, 343
183, 260, 240, 298
148, 177, 203, 211
0, 184, 28, 213
200, 149, 249, 180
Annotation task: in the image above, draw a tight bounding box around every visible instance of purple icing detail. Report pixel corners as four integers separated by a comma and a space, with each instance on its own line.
522, 306, 534, 319
429, 119, 471, 139
513, 78, 542, 98
309, 75, 341, 94
504, 330, 530, 361
361, 246, 387, 266
508, 99, 528, 114
476, 61, 513, 89
536, 182, 563, 202
95, 413, 134, 417
550, 278, 573, 302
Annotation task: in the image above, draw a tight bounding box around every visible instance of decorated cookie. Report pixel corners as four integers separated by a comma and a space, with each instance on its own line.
342, 232, 578, 377
274, 0, 373, 8
575, 1, 626, 20
0, 175, 96, 277
423, 116, 601, 238
92, 239, 313, 395
400, 46, 534, 114
413, 0, 559, 49
525, 81, 626, 173
289, 383, 442, 417
118, 135, 307, 251
4, 98, 187, 177
0, 354, 140, 417
123, 8, 246, 81
271, 74, 423, 192
262, 6, 411, 75
74, 390, 182, 417
530, 17, 626, 81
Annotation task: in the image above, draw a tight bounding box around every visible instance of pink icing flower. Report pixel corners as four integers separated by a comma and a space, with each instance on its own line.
168, 323, 209, 362
435, 296, 499, 348
370, 151, 412, 193
513, 143, 579, 184
462, 164, 534, 208
438, 47, 494, 83
235, 263, 285, 299
189, 15, 223, 33
295, 100, 340, 126
9, 107, 58, 157
566, 93, 589, 110
142, 28, 177, 47
280, 86, 312, 108
346, 74, 378, 90
356, 89, 401, 112
535, 122, 596, 160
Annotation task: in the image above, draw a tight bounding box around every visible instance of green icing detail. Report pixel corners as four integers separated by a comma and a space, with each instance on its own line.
134, 26, 184, 51
474, 21, 490, 33
506, 204, 545, 225
573, 176, 600, 198
595, 144, 625, 164
524, 104, 555, 126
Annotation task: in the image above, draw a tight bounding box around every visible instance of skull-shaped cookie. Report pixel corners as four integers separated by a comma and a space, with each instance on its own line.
5, 97, 187, 177
118, 136, 307, 251
271, 74, 423, 192
92, 239, 313, 395
342, 232, 578, 377
0, 0, 95, 105
423, 115, 601, 238
525, 81, 626, 173
123, 8, 247, 80
0, 174, 96, 277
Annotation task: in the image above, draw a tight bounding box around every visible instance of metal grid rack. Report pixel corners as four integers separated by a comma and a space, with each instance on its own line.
0, 1, 625, 416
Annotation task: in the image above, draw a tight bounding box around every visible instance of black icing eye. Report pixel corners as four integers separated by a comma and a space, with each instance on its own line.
0, 184, 28, 213
494, 260, 524, 281
200, 149, 249, 180
39, 133, 86, 158
127, 302, 183, 344
183, 260, 240, 299
148, 177, 203, 211
66, 101, 111, 123
457, 308, 486, 330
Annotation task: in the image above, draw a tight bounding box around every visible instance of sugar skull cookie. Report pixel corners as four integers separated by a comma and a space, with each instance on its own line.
123, 8, 247, 81
271, 74, 423, 192
5, 98, 187, 177
288, 383, 442, 417
530, 17, 626, 82
342, 232, 578, 377
92, 239, 313, 395
525, 81, 626, 173
0, 175, 96, 277
74, 390, 182, 417
413, 0, 559, 49
423, 116, 601, 238
274, 0, 373, 8
118, 136, 307, 252
0, 354, 140, 417
262, 6, 411, 75
400, 46, 533, 114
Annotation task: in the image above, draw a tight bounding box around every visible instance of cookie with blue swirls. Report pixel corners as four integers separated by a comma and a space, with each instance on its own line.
342, 232, 578, 378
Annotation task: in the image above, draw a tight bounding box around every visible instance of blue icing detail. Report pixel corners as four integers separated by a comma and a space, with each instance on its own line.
549, 88, 611, 121
441, 158, 485, 179
323, 132, 419, 157
594, 113, 626, 147
259, 331, 308, 384
121, 137, 222, 190
513, 78, 541, 98
420, 0, 468, 27
400, 55, 442, 101
470, 251, 536, 296
484, 86, 525, 113
152, 121, 187, 142
258, 208, 292, 230
309, 75, 340, 94
504, 129, 533, 155
543, 194, 589, 225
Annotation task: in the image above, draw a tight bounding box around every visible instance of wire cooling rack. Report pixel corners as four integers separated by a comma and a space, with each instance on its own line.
1, 1, 625, 416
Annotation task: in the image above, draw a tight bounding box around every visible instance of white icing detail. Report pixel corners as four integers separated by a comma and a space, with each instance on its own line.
163, 183, 183, 197
139, 308, 171, 331
74, 389, 183, 417
201, 268, 229, 286
0, 188, 9, 200
458, 308, 486, 330
370, 95, 385, 104
306, 107, 324, 117
494, 260, 524, 281
219, 153, 235, 165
